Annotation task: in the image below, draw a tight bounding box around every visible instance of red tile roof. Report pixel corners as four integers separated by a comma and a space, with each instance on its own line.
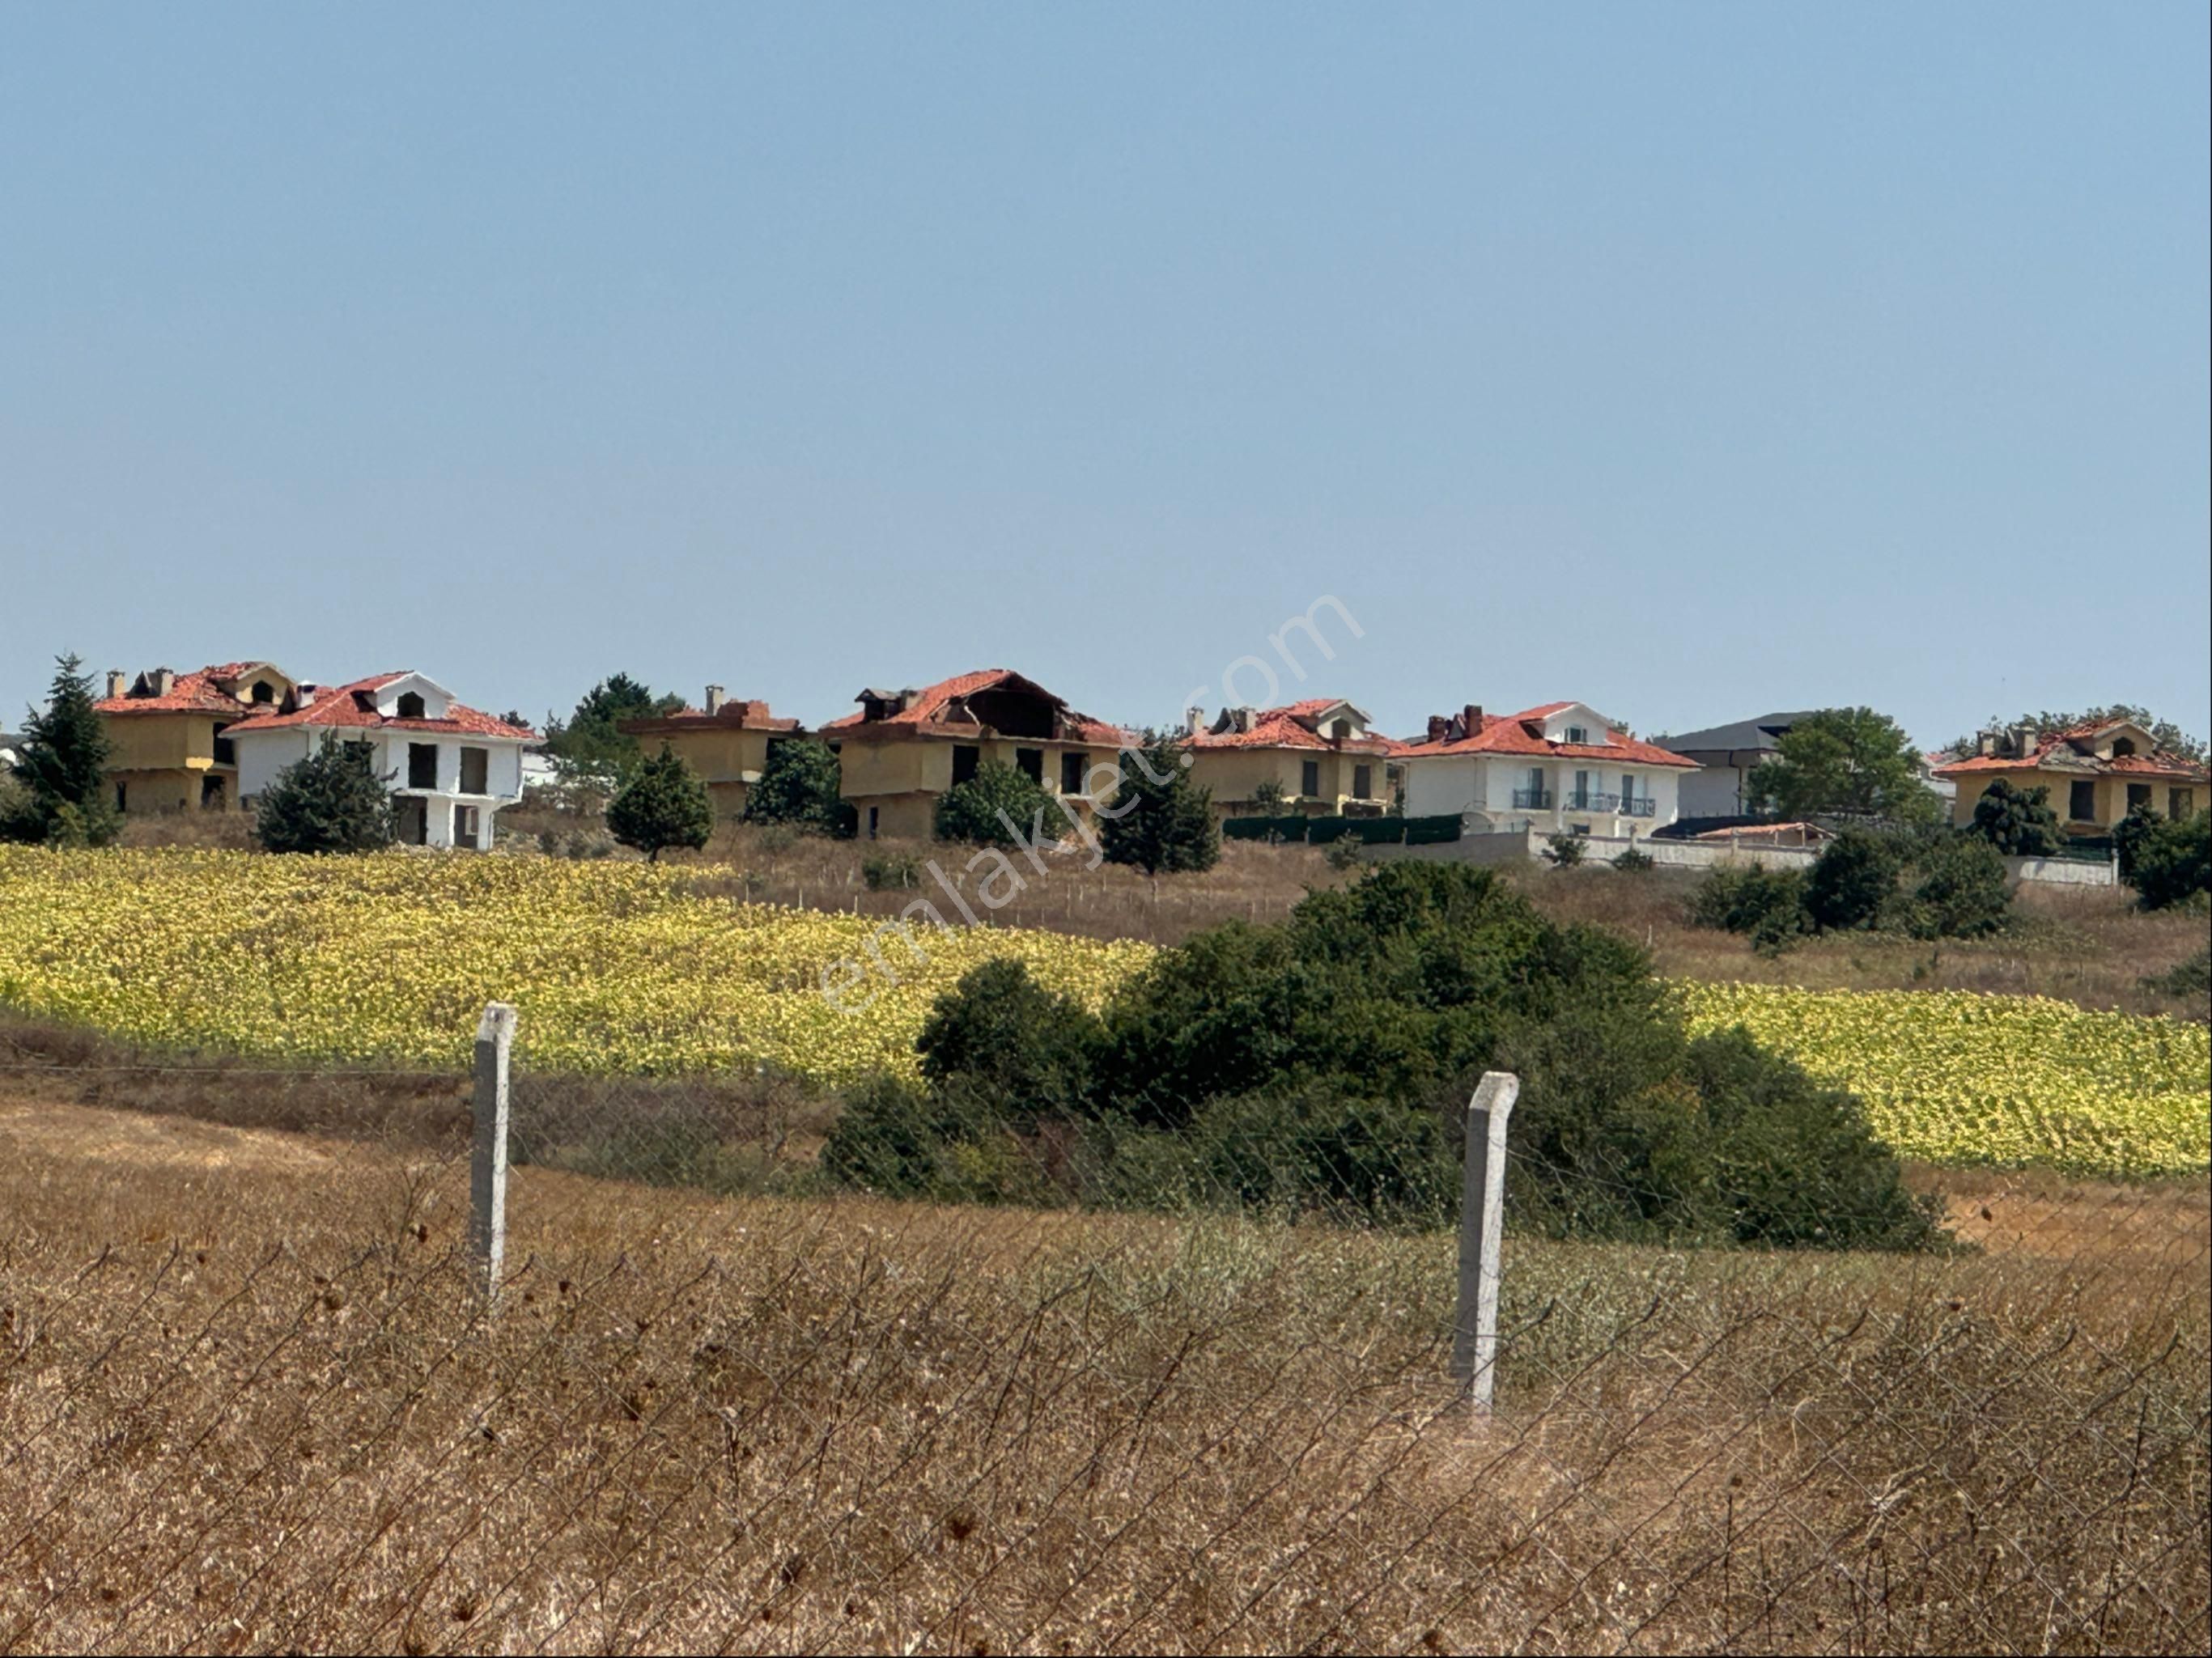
1395, 705, 1697, 769
94, 663, 285, 716
1188, 700, 1393, 754
223, 674, 536, 740
1930, 720, 2206, 783
822, 668, 1131, 747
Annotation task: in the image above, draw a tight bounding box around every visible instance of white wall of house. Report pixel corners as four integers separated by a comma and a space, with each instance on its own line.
1401, 753, 1683, 833
234, 729, 526, 850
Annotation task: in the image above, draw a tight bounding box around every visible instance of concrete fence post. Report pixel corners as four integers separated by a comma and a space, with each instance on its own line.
470, 1002, 517, 1311
1451, 1070, 1519, 1410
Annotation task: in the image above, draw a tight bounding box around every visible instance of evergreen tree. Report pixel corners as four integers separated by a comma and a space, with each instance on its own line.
933, 761, 1059, 849
1968, 778, 2063, 856
255, 736, 397, 854
6, 654, 121, 846
607, 743, 715, 861
2113, 801, 2163, 882
541, 673, 686, 790
1099, 732, 1221, 875
745, 739, 851, 836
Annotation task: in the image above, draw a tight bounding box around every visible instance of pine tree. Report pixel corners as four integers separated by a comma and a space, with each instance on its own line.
607, 744, 715, 861
1099, 732, 1220, 875
8, 654, 121, 846
542, 673, 686, 790
1968, 778, 2063, 856
255, 736, 397, 854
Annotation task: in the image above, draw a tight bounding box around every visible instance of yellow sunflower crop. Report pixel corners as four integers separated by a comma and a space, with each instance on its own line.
2, 849, 2202, 1177
1678, 981, 2208, 1178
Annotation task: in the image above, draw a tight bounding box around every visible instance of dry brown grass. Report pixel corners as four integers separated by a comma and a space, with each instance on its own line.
674, 825, 1356, 948
1498, 865, 2212, 1020
2, 1092, 2203, 1655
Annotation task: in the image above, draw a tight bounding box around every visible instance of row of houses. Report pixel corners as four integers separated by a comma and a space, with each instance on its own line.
85, 660, 2206, 851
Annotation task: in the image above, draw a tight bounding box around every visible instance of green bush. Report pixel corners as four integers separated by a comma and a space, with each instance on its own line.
745, 739, 851, 837
1904, 837, 2012, 939
1543, 832, 1586, 867
1691, 863, 1809, 952
1805, 832, 1895, 931
256, 736, 397, 854
826, 861, 1940, 1251
2144, 947, 2209, 999
1612, 846, 1654, 872
915, 957, 1102, 1130
1322, 835, 1363, 871
2127, 811, 2210, 910
933, 761, 1058, 849
861, 850, 923, 890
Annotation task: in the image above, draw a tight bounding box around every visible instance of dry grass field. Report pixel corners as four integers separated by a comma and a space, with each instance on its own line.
656, 824, 2212, 1019
2, 1076, 2204, 1656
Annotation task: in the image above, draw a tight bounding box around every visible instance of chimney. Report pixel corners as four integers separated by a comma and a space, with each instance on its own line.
295, 684, 316, 709
899, 688, 922, 712
2010, 723, 2038, 758
1426, 715, 1450, 744
1185, 706, 1204, 737
1976, 731, 1997, 757
106, 670, 126, 699
704, 685, 725, 716
1233, 706, 1257, 734
154, 668, 175, 698
1462, 704, 1483, 735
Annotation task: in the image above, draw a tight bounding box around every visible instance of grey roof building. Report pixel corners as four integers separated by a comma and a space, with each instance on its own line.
1649, 712, 1822, 819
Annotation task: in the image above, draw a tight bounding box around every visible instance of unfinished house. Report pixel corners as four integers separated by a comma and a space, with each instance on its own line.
1933, 717, 2206, 833
618, 688, 802, 819
93, 661, 304, 814
820, 668, 1134, 840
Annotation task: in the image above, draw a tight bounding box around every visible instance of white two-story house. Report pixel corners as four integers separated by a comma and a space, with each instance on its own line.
1396, 701, 1697, 835
227, 672, 536, 850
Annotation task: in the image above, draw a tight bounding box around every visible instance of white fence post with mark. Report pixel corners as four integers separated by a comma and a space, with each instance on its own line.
1451, 1070, 1518, 1410
470, 1001, 517, 1310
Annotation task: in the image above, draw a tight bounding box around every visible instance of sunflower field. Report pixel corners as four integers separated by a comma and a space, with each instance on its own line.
0, 847, 1149, 1086
1679, 982, 2209, 1178
1, 848, 2203, 1177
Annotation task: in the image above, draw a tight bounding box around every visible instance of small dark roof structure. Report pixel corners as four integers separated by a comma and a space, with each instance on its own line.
1649, 712, 1823, 755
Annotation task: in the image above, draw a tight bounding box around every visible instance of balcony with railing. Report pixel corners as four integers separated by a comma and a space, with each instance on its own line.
1563, 791, 1620, 814
1511, 787, 1553, 810
1622, 797, 1657, 818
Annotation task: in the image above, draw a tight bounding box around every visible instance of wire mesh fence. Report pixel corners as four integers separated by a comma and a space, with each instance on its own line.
0, 1011, 2205, 1654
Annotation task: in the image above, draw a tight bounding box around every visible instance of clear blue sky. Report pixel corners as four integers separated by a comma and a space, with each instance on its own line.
5, 2, 2206, 748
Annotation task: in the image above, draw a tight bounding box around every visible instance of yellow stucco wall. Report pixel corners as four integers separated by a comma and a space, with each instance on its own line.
1187, 747, 1385, 814
100, 713, 236, 812
1950, 768, 2195, 830
649, 727, 779, 789
836, 735, 1127, 839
